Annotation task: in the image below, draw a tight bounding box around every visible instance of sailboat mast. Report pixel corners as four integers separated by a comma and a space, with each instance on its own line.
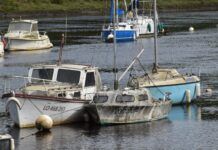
113, 0, 119, 90
153, 0, 158, 72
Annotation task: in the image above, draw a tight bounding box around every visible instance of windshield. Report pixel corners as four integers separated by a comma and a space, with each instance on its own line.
57, 69, 81, 84
31, 68, 54, 82
8, 22, 31, 32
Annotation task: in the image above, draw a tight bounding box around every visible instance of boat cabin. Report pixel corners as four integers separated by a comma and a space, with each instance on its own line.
8, 19, 38, 33
93, 88, 151, 104
25, 64, 102, 100
0, 134, 15, 150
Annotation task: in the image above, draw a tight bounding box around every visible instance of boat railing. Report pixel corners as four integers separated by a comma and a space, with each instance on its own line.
0, 75, 62, 96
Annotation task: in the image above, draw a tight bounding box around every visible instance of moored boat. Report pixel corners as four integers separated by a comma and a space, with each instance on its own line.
86, 88, 171, 125
127, 0, 155, 37
2, 63, 102, 128
128, 0, 201, 104
101, 0, 137, 42
4, 19, 53, 51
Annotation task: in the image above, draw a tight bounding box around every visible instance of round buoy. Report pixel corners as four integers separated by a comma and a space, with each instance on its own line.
189, 26, 194, 32
35, 115, 53, 131
205, 88, 212, 96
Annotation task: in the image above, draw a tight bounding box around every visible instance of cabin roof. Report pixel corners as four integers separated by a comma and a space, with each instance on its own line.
11, 19, 38, 24
31, 64, 98, 71
0, 134, 12, 140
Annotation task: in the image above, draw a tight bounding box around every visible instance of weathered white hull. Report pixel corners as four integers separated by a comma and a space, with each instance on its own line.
5, 36, 53, 51
86, 105, 154, 125
152, 101, 172, 121
6, 95, 89, 128
86, 100, 172, 125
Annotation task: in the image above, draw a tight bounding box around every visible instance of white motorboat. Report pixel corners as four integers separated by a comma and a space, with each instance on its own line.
2, 64, 102, 128
86, 88, 171, 125
4, 19, 53, 51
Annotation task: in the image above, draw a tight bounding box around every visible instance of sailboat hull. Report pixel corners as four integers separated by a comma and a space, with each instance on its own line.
101, 30, 136, 42
145, 81, 200, 104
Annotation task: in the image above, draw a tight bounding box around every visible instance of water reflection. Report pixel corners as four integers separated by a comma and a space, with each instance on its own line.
169, 104, 201, 121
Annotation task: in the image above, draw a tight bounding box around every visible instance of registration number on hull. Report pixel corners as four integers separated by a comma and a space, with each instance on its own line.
43, 105, 66, 112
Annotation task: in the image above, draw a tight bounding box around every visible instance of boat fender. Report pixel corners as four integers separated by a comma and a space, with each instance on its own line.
108, 33, 114, 40
6, 97, 21, 112
35, 115, 53, 131
196, 83, 201, 97
185, 90, 191, 104
147, 23, 151, 32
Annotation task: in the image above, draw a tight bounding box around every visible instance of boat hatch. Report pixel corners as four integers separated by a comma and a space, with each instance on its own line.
116, 95, 135, 103
8, 22, 32, 32
31, 68, 54, 83
57, 69, 81, 84
93, 95, 108, 103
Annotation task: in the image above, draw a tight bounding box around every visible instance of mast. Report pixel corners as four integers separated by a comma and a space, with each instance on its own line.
58, 34, 64, 66
113, 0, 119, 90
153, 0, 158, 73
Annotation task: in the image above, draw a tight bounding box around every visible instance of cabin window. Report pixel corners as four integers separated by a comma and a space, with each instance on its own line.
31, 23, 38, 32
0, 139, 10, 150
138, 94, 148, 101
116, 95, 135, 103
8, 22, 31, 32
85, 72, 95, 87
32, 68, 53, 82
93, 95, 108, 103
57, 69, 80, 84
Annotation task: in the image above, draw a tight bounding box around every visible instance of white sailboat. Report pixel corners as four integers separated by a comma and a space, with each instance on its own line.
128, 0, 201, 104
127, 0, 155, 37
4, 19, 53, 51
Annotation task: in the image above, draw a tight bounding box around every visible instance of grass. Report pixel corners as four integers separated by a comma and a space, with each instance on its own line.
0, 0, 217, 14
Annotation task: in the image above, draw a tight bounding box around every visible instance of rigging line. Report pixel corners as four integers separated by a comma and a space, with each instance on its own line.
29, 99, 43, 114
135, 58, 166, 96
20, 131, 38, 140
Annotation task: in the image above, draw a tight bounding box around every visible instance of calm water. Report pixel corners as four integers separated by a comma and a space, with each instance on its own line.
0, 11, 218, 149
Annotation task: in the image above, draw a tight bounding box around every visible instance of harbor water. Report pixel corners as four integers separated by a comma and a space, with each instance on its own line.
0, 11, 218, 149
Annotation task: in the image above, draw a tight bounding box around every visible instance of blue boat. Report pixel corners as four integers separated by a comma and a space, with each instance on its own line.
102, 23, 137, 42
127, 0, 201, 104
101, 0, 137, 42
128, 68, 201, 104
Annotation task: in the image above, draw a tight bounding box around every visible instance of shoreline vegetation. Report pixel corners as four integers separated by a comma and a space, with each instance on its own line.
0, 0, 218, 17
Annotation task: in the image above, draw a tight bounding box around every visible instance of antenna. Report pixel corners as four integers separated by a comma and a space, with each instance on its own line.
58, 34, 65, 66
